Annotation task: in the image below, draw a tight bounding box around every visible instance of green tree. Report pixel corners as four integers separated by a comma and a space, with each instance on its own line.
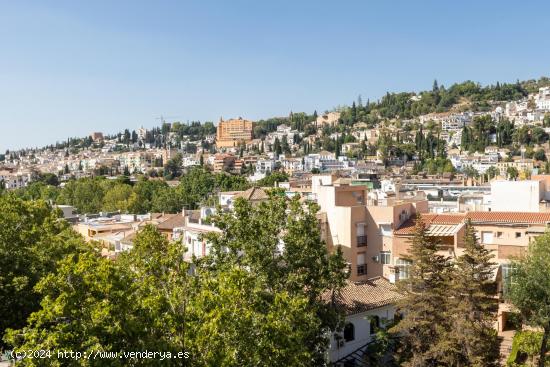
508, 231, 550, 367
273, 137, 282, 156
447, 221, 499, 366
534, 149, 547, 162
390, 216, 451, 366
0, 196, 85, 349
164, 153, 183, 179
507, 166, 519, 180
57, 178, 105, 213
202, 196, 348, 364
486, 166, 499, 179
102, 183, 135, 212
257, 172, 289, 187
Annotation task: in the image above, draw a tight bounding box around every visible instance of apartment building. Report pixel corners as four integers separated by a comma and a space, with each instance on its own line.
216, 117, 254, 148
313, 174, 428, 281
392, 211, 550, 331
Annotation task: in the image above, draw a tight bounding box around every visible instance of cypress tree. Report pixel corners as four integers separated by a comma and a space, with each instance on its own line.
390, 215, 451, 366
445, 221, 499, 366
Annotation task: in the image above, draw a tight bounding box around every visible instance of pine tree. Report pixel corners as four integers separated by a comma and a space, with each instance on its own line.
390, 215, 451, 367
446, 220, 499, 366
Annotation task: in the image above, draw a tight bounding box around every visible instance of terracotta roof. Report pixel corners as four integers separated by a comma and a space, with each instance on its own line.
157, 214, 186, 230
394, 211, 550, 236
324, 277, 403, 316
466, 212, 550, 224
234, 187, 269, 201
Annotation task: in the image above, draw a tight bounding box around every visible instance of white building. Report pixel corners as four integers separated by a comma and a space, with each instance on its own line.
491, 180, 544, 212
536, 87, 550, 111
328, 278, 401, 365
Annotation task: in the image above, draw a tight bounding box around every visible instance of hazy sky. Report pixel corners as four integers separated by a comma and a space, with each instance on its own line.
1, 0, 549, 151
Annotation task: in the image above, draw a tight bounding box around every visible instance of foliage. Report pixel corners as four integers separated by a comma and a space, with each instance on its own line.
4, 196, 347, 366
508, 231, 550, 367
0, 195, 86, 349
57, 177, 105, 213
447, 221, 499, 366
163, 153, 183, 179
202, 195, 348, 364
389, 215, 451, 366
507, 331, 549, 366
102, 183, 136, 212
256, 172, 289, 187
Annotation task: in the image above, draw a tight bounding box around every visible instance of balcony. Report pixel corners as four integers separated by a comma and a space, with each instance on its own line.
356, 235, 367, 247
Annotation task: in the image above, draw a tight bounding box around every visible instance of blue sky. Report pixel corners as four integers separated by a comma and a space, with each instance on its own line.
1, 0, 549, 151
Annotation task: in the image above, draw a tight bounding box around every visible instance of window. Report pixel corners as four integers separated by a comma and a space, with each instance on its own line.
481, 231, 494, 244
356, 223, 367, 247
370, 316, 380, 335
380, 224, 392, 237
380, 251, 391, 265
495, 231, 503, 238
344, 322, 355, 342
357, 254, 366, 276
501, 263, 516, 297
515, 232, 522, 238
396, 258, 412, 279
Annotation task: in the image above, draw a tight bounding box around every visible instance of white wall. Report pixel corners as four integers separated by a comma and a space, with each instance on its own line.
329, 305, 397, 363
491, 180, 542, 212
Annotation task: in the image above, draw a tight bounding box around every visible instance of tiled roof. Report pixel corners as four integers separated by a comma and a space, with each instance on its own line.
324, 277, 403, 316
157, 214, 186, 230
466, 211, 550, 224
394, 211, 550, 235
234, 187, 269, 201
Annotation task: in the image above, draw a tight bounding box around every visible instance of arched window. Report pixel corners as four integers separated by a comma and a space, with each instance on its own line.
343, 322, 355, 342
370, 315, 380, 335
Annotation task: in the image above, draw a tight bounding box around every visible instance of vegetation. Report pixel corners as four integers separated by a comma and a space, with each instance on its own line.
390, 218, 499, 366
11, 167, 251, 214
0, 195, 86, 349
508, 231, 550, 367
2, 195, 348, 366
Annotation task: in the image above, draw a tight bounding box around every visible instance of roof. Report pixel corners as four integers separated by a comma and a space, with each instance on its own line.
466, 211, 550, 224
233, 187, 269, 201
157, 214, 186, 230
394, 211, 550, 236
325, 277, 403, 316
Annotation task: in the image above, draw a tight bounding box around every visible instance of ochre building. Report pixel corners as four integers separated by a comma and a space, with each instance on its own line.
216, 117, 254, 148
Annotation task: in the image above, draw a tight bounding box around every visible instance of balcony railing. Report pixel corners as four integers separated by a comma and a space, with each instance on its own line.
357, 235, 367, 247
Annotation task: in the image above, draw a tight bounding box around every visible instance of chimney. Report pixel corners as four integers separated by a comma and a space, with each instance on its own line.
388, 266, 400, 284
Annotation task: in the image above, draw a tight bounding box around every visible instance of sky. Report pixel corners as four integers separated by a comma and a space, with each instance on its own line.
1, 0, 549, 151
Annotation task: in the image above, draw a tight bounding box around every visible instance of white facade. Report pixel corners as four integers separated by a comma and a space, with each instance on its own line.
329, 305, 397, 363
491, 180, 543, 212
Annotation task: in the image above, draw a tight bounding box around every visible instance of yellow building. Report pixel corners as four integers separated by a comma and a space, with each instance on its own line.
216, 117, 254, 148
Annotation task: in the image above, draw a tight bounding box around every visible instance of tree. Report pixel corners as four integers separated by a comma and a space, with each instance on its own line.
508, 231, 550, 367
0, 196, 86, 349
534, 149, 547, 162
56, 178, 105, 213
257, 172, 288, 187
164, 153, 183, 180
447, 221, 499, 366
486, 166, 499, 180
5, 202, 347, 367
202, 196, 348, 364
390, 216, 451, 366
102, 183, 135, 212
273, 137, 282, 156
507, 166, 519, 180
